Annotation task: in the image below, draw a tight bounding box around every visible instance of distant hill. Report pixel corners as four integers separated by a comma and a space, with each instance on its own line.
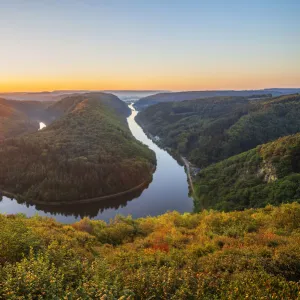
134, 88, 300, 110
45, 92, 131, 122
0, 98, 50, 140
0, 93, 155, 203
136, 94, 300, 168
0, 98, 51, 119
0, 92, 68, 102
194, 132, 300, 212
0, 90, 167, 103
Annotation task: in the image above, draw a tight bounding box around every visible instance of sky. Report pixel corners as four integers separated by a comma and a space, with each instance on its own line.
0, 0, 299, 92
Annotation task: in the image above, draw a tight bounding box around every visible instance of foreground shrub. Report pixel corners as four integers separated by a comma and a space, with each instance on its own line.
1, 203, 300, 299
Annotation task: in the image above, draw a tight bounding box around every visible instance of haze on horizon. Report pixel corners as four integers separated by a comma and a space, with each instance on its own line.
0, 0, 299, 93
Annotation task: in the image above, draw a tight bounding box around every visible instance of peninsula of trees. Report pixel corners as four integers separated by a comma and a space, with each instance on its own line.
0, 93, 155, 203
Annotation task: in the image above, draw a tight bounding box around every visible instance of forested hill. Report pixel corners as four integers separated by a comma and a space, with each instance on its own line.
0, 93, 155, 203
0, 94, 128, 141
134, 88, 300, 110
134, 91, 272, 110
46, 92, 131, 121
136, 94, 300, 168
194, 133, 300, 212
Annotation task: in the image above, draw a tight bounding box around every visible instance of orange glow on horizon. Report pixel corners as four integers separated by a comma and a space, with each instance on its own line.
1, 1, 299, 94
1, 72, 300, 93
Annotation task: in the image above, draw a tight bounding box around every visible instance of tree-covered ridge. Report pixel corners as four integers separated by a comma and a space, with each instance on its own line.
1, 203, 300, 299
46, 92, 132, 121
134, 89, 300, 110
136, 94, 300, 168
0, 93, 155, 203
194, 133, 300, 212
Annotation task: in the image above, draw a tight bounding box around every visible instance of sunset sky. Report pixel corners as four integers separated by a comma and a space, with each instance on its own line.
1, 0, 299, 92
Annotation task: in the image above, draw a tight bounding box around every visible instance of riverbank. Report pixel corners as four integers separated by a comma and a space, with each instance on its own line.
135, 115, 197, 196
1, 167, 155, 206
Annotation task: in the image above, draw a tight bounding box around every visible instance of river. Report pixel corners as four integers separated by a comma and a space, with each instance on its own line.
0, 105, 193, 223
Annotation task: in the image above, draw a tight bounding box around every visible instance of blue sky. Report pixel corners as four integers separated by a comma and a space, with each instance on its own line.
0, 0, 299, 91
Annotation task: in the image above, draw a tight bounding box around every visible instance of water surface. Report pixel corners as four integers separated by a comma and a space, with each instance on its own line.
0, 105, 193, 222
39, 122, 46, 130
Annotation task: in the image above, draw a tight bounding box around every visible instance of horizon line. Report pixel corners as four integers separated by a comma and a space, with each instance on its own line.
1, 87, 300, 94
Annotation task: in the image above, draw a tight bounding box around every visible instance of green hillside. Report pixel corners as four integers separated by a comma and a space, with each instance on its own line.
1, 203, 300, 299
0, 93, 155, 203
136, 94, 300, 168
194, 133, 300, 212
45, 92, 131, 121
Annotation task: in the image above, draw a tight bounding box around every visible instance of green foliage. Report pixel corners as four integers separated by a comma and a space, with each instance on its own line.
137, 94, 300, 168
0, 214, 41, 264
0, 93, 155, 203
194, 133, 300, 211
1, 250, 66, 298
1, 203, 300, 299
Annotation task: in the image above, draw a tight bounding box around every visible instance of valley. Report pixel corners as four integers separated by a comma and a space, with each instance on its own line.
0, 97, 193, 222
0, 93, 155, 204
1, 2, 300, 298
1, 90, 300, 299
136, 94, 300, 168
135, 93, 300, 212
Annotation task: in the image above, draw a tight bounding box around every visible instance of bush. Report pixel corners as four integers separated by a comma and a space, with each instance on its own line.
1, 204, 300, 298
